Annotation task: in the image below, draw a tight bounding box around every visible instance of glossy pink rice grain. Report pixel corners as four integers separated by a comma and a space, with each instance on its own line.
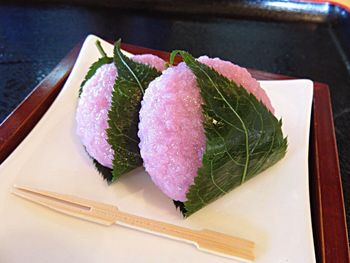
138, 56, 274, 201
76, 55, 166, 168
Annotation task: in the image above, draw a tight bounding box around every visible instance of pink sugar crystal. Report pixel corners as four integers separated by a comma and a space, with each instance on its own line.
76, 55, 166, 168
76, 63, 116, 168
138, 57, 274, 201
132, 54, 166, 72
138, 63, 205, 201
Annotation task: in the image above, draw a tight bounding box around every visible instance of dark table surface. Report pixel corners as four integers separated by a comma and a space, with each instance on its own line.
0, 1, 349, 242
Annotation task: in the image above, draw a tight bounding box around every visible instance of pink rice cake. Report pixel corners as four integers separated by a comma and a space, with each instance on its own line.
138, 56, 274, 201
76, 55, 166, 168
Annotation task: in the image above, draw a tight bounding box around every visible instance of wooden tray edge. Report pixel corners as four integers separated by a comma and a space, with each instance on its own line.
0, 43, 82, 164
310, 83, 350, 262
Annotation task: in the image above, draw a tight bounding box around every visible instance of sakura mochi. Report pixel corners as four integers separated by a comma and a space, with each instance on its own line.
76, 55, 166, 168
138, 56, 274, 201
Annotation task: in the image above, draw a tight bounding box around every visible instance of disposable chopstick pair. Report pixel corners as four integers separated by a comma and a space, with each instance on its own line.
12, 185, 255, 262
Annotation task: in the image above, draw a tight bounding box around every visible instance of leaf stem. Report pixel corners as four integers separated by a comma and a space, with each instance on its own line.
114, 40, 145, 95
95, 40, 107, 58
169, 50, 182, 66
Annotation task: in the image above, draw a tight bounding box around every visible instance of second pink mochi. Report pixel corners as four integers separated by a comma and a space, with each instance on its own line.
138, 56, 274, 201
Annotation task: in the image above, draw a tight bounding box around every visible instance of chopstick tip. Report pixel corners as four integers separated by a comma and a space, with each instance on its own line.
13, 184, 27, 190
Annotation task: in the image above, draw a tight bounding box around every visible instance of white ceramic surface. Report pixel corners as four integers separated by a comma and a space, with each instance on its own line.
0, 35, 315, 263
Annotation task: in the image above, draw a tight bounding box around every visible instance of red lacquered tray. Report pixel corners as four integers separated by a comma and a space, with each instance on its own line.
0, 42, 348, 263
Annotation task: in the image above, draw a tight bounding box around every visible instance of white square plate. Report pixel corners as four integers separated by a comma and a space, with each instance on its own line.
0, 35, 315, 263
